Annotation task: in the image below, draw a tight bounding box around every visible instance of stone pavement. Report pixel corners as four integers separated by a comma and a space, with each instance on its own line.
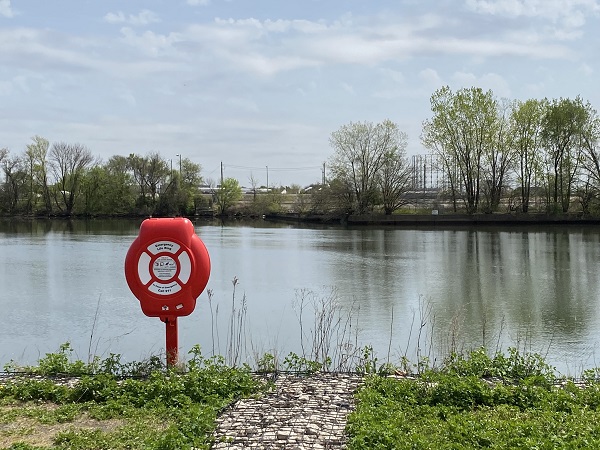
211, 373, 363, 449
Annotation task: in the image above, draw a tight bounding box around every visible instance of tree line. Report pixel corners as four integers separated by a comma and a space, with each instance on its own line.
0, 135, 275, 217
0, 136, 208, 217
2, 86, 599, 218
323, 87, 600, 215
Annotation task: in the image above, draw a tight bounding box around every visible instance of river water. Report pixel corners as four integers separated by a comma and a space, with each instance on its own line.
1, 218, 599, 376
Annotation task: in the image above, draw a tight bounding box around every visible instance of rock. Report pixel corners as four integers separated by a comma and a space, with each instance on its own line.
212, 373, 363, 448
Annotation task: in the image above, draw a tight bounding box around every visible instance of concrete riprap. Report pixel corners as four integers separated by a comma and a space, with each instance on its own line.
211, 373, 363, 449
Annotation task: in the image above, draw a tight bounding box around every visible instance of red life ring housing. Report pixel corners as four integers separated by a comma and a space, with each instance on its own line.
125, 218, 210, 321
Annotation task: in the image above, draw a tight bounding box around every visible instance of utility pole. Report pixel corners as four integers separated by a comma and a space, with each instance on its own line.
266, 166, 269, 189
176, 154, 182, 175
220, 161, 224, 186
322, 162, 326, 185
29, 158, 33, 214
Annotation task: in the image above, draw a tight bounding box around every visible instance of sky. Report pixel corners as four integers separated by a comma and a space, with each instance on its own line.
1, 0, 599, 187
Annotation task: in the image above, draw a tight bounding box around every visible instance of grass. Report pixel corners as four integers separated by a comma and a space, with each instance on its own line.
346, 348, 600, 450
0, 344, 264, 450
3, 345, 600, 449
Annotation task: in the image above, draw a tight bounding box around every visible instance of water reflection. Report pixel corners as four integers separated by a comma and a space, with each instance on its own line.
325, 226, 600, 372
1, 220, 600, 374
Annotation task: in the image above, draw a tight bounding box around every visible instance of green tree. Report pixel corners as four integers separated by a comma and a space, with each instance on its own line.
26, 136, 53, 214
156, 158, 203, 216
216, 177, 242, 215
480, 100, 515, 213
329, 119, 405, 214
177, 158, 203, 215
79, 161, 135, 216
80, 165, 108, 215
104, 155, 136, 214
422, 86, 499, 213
509, 98, 547, 213
128, 152, 169, 214
541, 97, 590, 212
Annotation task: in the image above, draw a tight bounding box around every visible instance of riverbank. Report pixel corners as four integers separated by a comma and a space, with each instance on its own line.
264, 212, 600, 227
1, 347, 599, 449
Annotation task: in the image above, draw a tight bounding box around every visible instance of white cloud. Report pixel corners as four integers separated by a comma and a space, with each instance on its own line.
465, 0, 600, 18
179, 14, 574, 79
0, 28, 181, 80
187, 0, 210, 5
464, 0, 600, 35
0, 0, 14, 18
118, 27, 183, 58
104, 9, 160, 26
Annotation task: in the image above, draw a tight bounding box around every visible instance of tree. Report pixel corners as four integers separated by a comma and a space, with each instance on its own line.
127, 153, 169, 214
103, 155, 136, 213
422, 86, 499, 213
480, 99, 515, 213
309, 178, 355, 215
215, 177, 242, 215
156, 157, 203, 216
178, 158, 203, 215
0, 148, 8, 210
541, 97, 591, 213
329, 119, 405, 214
26, 136, 53, 214
377, 135, 412, 215
49, 142, 95, 215
577, 102, 600, 211
1, 153, 28, 213
248, 173, 259, 201
0, 148, 7, 168
509, 98, 547, 213
79, 160, 135, 216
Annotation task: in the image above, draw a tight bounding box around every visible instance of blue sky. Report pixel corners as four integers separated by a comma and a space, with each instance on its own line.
1, 0, 599, 187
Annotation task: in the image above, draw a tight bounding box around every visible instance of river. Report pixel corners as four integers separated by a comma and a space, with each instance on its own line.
1, 218, 599, 376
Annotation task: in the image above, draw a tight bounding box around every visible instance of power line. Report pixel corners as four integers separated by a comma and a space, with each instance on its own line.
225, 164, 322, 172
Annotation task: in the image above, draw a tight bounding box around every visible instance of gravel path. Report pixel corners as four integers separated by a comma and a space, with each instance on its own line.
211, 373, 363, 449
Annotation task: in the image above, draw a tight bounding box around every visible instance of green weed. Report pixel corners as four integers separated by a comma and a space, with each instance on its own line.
346, 348, 599, 450
0, 344, 263, 450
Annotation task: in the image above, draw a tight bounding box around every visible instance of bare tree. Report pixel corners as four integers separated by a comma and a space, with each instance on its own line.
248, 172, 259, 201
579, 103, 600, 197
1, 154, 28, 213
329, 119, 404, 214
377, 134, 412, 215
50, 142, 95, 215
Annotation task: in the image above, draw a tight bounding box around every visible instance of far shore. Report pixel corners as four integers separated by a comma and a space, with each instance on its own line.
263, 212, 600, 227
